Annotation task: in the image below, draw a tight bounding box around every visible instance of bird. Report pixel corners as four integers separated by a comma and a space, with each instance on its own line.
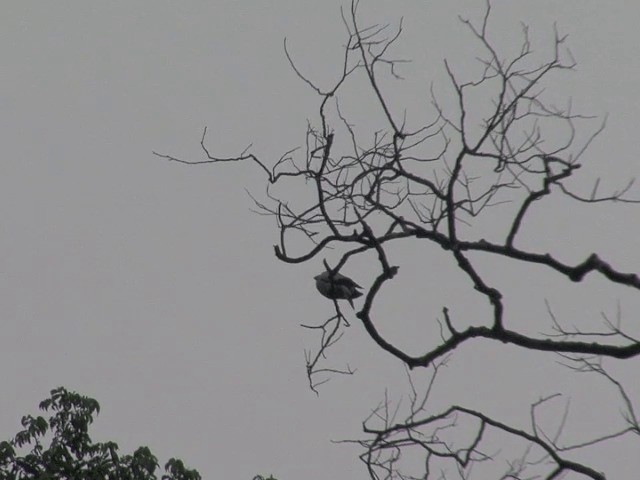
314, 270, 363, 308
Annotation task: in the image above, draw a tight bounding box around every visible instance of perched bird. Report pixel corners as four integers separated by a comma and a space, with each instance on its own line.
314, 270, 363, 308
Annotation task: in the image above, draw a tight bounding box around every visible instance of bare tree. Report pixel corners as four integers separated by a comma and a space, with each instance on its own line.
155, 1, 639, 478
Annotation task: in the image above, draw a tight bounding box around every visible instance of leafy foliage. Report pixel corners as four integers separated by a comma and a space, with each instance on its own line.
0, 387, 201, 480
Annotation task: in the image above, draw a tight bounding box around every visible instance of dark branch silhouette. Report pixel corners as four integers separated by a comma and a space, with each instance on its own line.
156, 0, 638, 477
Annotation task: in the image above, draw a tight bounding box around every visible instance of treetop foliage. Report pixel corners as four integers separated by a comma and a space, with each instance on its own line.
0, 387, 201, 480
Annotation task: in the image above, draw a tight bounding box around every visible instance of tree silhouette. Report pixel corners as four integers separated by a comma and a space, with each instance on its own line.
156, 1, 639, 478
0, 387, 201, 480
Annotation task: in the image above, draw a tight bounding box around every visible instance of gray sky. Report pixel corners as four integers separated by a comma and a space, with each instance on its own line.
2, 1, 639, 478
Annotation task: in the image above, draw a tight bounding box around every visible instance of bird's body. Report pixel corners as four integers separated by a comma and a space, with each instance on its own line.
314, 271, 363, 308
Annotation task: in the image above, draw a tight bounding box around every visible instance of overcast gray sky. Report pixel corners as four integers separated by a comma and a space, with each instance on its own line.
2, 1, 639, 479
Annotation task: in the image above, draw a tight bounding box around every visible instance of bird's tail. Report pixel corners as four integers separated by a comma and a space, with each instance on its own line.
348, 290, 363, 309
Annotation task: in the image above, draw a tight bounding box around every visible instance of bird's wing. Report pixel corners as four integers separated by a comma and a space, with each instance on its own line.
333, 273, 362, 289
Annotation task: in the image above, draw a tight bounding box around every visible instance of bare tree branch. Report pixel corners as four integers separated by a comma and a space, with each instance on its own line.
158, 1, 639, 477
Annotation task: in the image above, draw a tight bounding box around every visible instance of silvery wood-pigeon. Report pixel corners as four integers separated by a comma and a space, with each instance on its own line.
314, 271, 363, 308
